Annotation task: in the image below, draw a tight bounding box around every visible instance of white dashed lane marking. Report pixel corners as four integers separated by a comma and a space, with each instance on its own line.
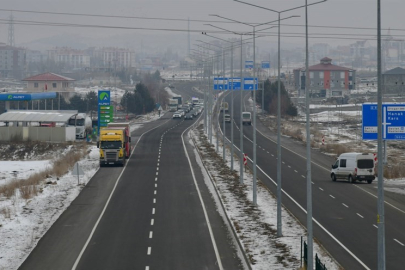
153, 198, 156, 204
342, 203, 349, 208
357, 213, 364, 218
394, 239, 405, 246
149, 231, 153, 238
329, 195, 335, 199
147, 247, 151, 255
151, 219, 154, 225
373, 224, 378, 229
319, 187, 324, 191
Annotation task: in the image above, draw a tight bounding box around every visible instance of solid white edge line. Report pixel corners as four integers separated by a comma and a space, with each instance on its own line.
237, 150, 370, 270
218, 107, 369, 269
71, 118, 172, 270
181, 118, 224, 270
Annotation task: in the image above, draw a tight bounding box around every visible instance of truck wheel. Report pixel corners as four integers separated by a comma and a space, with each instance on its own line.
331, 174, 336, 182
349, 175, 355, 183
367, 179, 373, 184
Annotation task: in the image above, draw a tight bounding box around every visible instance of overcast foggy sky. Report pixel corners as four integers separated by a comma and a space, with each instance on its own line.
1, 0, 405, 51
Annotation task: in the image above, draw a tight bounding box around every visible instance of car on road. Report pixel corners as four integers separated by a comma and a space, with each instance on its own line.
177, 109, 185, 116
224, 114, 231, 123
242, 112, 251, 125
173, 111, 183, 119
191, 109, 198, 117
331, 153, 375, 184
181, 106, 190, 113
184, 113, 194, 120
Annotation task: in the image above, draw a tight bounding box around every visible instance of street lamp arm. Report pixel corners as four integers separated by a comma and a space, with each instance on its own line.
204, 23, 242, 35
196, 39, 223, 49
210, 14, 253, 27
234, 0, 327, 14
233, 0, 279, 13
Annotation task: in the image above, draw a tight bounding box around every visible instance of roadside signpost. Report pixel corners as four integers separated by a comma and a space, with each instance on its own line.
362, 103, 405, 140
213, 78, 229, 90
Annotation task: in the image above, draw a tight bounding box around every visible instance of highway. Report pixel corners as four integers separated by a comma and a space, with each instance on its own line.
219, 90, 405, 269
19, 85, 244, 270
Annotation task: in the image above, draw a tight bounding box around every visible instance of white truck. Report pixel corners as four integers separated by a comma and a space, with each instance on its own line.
242, 112, 251, 125
169, 99, 178, 112
192, 97, 199, 106
68, 113, 92, 139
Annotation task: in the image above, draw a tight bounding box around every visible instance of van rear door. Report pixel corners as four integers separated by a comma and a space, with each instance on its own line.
357, 158, 374, 177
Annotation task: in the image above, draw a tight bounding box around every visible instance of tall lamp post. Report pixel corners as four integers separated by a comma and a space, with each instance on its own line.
234, 0, 327, 268
209, 16, 283, 206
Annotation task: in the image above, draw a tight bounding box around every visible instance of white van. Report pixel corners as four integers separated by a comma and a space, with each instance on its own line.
242, 112, 251, 125
331, 153, 375, 184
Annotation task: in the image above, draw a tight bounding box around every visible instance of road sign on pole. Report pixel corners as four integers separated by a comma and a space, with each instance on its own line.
261, 61, 270, 69
243, 153, 247, 165
213, 77, 229, 90
362, 103, 405, 140
245, 61, 253, 69
243, 78, 258, 90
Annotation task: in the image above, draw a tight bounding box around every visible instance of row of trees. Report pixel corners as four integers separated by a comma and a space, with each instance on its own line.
256, 80, 298, 117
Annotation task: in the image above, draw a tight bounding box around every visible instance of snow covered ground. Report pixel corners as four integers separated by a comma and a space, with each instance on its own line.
0, 110, 165, 270
0, 146, 99, 270
191, 125, 339, 269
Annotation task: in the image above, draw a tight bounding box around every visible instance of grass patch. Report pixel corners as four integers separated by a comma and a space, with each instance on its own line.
0, 143, 88, 204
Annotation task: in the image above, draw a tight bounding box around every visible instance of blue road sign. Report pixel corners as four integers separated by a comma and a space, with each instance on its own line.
228, 77, 241, 90
362, 103, 405, 140
261, 61, 270, 69
245, 61, 253, 69
213, 77, 258, 90
213, 78, 229, 90
243, 78, 258, 90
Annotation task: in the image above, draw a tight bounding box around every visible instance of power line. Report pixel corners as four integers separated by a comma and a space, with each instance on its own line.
1, 8, 405, 33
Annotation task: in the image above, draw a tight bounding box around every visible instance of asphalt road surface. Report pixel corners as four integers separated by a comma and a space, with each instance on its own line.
19, 99, 243, 269
219, 90, 405, 269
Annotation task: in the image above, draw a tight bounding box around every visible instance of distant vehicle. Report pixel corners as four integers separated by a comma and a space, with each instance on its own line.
242, 112, 251, 125
67, 113, 92, 139
221, 102, 229, 113
191, 110, 198, 117
169, 99, 178, 112
173, 96, 182, 109
181, 105, 190, 113
177, 109, 185, 116
184, 113, 193, 120
169, 84, 175, 89
331, 153, 375, 184
192, 97, 199, 106
224, 114, 231, 123
173, 111, 182, 119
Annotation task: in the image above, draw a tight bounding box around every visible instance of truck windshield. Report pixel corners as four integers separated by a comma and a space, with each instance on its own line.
100, 141, 122, 149
68, 119, 85, 126
357, 159, 374, 169
243, 114, 250, 119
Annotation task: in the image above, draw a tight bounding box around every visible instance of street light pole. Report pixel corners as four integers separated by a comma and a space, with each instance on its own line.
222, 46, 226, 161
377, 0, 385, 269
